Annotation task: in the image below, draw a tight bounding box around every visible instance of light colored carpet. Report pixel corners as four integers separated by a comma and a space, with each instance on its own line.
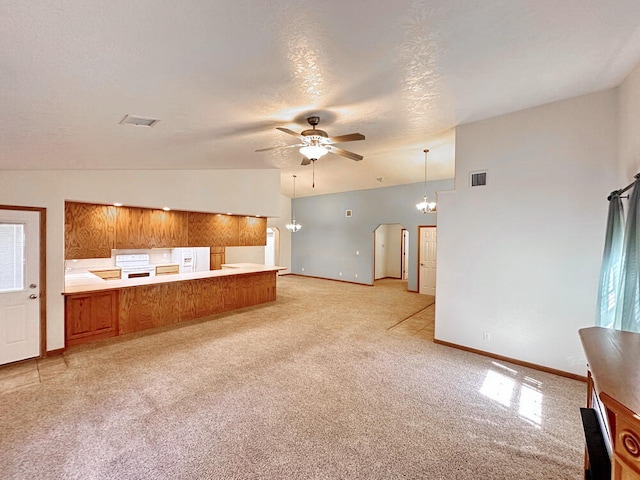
0, 276, 585, 479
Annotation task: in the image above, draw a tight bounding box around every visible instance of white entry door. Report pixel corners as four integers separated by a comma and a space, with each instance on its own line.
419, 227, 437, 295
0, 210, 40, 365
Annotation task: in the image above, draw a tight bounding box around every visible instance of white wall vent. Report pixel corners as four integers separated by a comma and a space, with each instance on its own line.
119, 114, 160, 127
345, 209, 353, 217
470, 170, 487, 188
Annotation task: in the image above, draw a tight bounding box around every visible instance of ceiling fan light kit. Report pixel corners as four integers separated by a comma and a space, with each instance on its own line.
256, 116, 365, 165
416, 149, 437, 214
299, 144, 328, 160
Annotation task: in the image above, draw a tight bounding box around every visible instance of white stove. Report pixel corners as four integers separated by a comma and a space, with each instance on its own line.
115, 254, 156, 279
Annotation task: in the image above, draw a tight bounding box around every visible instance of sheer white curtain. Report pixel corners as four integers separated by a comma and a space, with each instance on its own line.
615, 179, 640, 332
596, 194, 625, 328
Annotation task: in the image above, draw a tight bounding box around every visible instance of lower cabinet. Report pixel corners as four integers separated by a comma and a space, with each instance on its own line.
119, 283, 180, 335
65, 291, 119, 347
64, 271, 277, 346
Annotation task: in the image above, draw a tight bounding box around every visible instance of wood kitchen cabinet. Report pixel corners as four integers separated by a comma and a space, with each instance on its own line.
65, 202, 116, 259
179, 277, 231, 321
65, 290, 119, 346
119, 283, 180, 335
235, 272, 276, 307
188, 212, 239, 247
210, 247, 225, 270
238, 216, 267, 246
116, 206, 188, 249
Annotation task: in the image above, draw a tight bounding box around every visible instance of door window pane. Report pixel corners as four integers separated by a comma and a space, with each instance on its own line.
0, 223, 25, 292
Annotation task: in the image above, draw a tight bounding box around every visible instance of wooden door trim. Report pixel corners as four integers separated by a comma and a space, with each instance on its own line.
0, 204, 47, 358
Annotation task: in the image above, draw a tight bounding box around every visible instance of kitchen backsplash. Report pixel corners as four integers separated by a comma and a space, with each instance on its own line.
65, 248, 173, 271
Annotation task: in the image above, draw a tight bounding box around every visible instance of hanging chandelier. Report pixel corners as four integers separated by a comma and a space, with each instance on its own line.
286, 174, 302, 232
416, 148, 437, 214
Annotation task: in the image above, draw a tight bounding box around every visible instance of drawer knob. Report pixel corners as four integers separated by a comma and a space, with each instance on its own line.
622, 431, 640, 458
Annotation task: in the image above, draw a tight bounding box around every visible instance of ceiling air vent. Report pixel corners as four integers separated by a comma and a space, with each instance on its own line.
470, 170, 487, 188
119, 114, 160, 127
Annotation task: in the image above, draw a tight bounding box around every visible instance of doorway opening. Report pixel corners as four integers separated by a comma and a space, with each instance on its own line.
374, 224, 406, 283
265, 227, 280, 268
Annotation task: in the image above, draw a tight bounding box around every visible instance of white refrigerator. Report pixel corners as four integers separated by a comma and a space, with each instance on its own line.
171, 247, 210, 273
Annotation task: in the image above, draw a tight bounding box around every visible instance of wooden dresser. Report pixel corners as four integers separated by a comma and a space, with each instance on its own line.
579, 327, 640, 479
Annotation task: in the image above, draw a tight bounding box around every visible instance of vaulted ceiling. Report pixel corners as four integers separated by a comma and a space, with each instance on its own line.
2, 1, 640, 197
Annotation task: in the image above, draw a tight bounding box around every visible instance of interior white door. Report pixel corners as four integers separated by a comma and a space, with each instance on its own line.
0, 210, 40, 365
419, 227, 437, 295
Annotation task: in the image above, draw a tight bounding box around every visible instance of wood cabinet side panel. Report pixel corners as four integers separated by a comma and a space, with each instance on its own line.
235, 272, 275, 307
65, 202, 116, 259
119, 283, 180, 335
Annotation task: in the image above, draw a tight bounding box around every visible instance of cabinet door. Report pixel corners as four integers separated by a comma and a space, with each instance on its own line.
210, 252, 225, 270
115, 206, 150, 249
65, 291, 118, 346
148, 210, 188, 248
188, 212, 239, 247
117, 207, 188, 249
65, 202, 116, 259
238, 217, 267, 246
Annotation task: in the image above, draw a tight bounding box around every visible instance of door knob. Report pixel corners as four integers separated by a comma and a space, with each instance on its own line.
29, 294, 38, 299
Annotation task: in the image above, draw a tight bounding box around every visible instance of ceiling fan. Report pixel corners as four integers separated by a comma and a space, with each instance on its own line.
255, 116, 365, 165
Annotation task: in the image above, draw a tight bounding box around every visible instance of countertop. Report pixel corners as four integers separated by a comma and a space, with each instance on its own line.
64, 263, 286, 295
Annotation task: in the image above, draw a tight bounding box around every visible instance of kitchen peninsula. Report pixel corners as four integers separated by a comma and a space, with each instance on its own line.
64, 264, 283, 347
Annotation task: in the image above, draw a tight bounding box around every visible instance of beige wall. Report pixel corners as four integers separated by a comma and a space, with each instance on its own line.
267, 194, 292, 275
619, 61, 640, 181
436, 89, 618, 375
0, 169, 280, 351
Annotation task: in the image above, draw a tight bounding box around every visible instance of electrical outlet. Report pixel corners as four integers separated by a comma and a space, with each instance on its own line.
339, 272, 342, 276
483, 332, 491, 341
355, 273, 358, 278
356, 250, 359, 255
301, 267, 304, 272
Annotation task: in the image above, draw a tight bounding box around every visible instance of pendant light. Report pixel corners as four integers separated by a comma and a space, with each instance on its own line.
286, 174, 302, 232
416, 148, 437, 214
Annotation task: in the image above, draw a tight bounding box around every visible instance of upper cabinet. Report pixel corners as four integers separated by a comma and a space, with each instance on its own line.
65, 202, 116, 259
65, 202, 265, 259
188, 212, 239, 247
116, 207, 187, 249
238, 217, 267, 246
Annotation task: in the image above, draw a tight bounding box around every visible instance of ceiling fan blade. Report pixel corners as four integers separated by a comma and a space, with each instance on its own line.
255, 144, 303, 153
276, 127, 302, 138
301, 157, 311, 166
327, 133, 365, 143
327, 145, 363, 161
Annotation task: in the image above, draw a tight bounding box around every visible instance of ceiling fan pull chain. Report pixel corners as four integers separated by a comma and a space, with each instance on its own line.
313, 160, 315, 188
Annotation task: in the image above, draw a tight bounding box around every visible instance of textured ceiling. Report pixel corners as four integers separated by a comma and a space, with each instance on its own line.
2, 1, 640, 197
